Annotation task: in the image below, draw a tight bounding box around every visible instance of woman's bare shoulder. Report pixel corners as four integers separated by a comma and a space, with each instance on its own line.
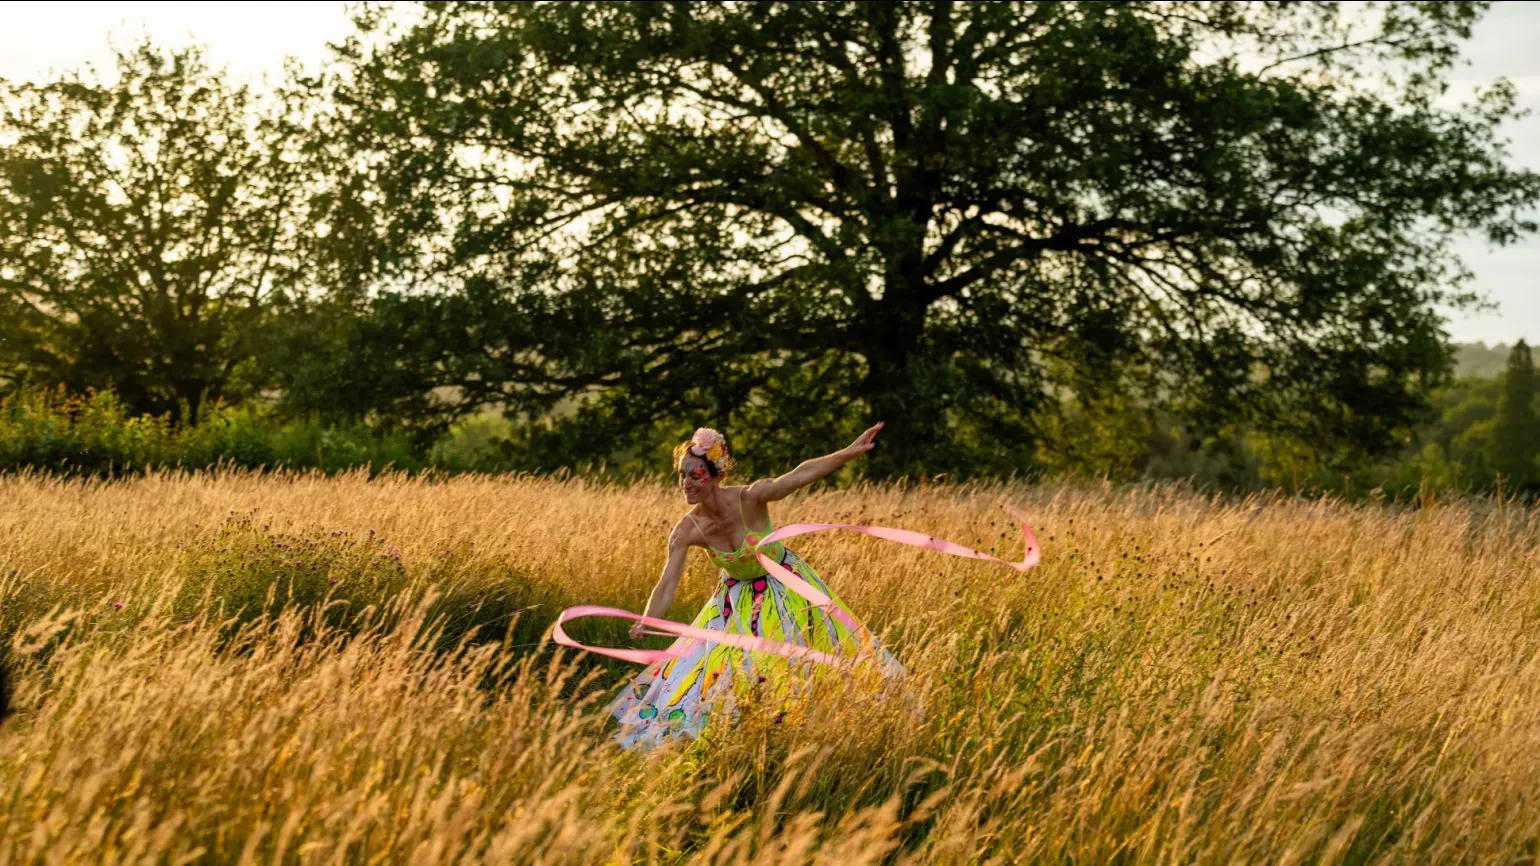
668, 512, 703, 549
738, 479, 774, 502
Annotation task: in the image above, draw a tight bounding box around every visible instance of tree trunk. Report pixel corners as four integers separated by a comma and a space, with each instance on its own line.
860, 268, 942, 478
173, 377, 210, 425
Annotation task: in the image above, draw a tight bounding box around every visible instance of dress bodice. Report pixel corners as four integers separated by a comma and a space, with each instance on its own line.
690, 509, 786, 579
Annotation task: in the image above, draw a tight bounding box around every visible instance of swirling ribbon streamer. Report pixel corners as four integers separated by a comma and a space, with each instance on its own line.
552, 506, 1042, 669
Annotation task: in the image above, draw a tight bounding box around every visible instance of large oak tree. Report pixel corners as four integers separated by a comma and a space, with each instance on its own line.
303, 1, 1539, 475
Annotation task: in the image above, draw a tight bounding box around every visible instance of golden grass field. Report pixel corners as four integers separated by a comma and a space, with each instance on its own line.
0, 469, 1537, 864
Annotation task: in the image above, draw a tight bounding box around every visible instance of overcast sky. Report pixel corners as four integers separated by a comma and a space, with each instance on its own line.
2, 1, 1535, 346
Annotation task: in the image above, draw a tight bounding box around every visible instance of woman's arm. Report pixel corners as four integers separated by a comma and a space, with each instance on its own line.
747, 422, 884, 504
630, 521, 693, 639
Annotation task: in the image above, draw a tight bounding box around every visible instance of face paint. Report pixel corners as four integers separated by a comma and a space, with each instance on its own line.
678, 456, 713, 502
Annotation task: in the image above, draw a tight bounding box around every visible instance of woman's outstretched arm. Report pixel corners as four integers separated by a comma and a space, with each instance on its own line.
747, 422, 884, 504
630, 521, 692, 639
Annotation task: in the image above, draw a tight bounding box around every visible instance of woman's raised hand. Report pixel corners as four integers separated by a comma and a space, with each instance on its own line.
842, 422, 884, 459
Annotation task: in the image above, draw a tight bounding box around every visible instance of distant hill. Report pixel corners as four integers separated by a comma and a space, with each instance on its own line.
1452, 342, 1515, 379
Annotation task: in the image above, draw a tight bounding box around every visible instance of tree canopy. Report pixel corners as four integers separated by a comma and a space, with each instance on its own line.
0, 3, 1535, 485
0, 43, 311, 419
1488, 340, 1537, 489
292, 0, 1539, 476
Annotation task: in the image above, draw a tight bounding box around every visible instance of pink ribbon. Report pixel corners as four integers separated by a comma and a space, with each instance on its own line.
551, 505, 1042, 668
552, 605, 855, 668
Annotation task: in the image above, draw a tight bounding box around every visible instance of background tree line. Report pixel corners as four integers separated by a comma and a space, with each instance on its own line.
0, 2, 1536, 494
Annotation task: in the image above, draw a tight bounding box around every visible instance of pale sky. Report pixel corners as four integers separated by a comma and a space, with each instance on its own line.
1, 1, 1535, 346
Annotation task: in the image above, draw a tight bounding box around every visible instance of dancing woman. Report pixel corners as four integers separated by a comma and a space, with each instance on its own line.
610, 424, 899, 748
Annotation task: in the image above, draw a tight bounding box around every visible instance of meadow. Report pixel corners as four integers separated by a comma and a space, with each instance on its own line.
0, 470, 1536, 864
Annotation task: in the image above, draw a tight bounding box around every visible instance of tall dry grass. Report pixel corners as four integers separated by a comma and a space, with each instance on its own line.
0, 469, 1536, 863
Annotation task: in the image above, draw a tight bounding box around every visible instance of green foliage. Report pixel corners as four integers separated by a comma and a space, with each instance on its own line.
1125, 363, 1537, 500
427, 414, 522, 473
296, 0, 1538, 480
1, 367, 1536, 502
0, 42, 313, 419
0, 387, 422, 475
1488, 341, 1538, 489
1034, 391, 1154, 482
0, 14, 1534, 496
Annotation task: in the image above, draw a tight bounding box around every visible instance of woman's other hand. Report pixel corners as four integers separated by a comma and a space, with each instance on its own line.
842, 422, 884, 459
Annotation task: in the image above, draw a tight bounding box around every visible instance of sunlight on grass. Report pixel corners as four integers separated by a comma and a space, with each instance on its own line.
0, 470, 1536, 862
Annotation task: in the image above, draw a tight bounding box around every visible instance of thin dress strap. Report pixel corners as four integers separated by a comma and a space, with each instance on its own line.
685, 512, 706, 540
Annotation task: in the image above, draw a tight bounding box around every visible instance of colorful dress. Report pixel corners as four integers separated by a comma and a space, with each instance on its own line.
609, 511, 902, 750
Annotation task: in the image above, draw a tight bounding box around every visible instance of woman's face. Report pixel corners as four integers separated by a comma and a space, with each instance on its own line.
677, 455, 714, 503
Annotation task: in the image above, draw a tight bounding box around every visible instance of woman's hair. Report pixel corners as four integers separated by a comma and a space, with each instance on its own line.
674, 427, 736, 479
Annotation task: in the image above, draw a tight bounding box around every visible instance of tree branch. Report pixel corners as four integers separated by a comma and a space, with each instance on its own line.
927, 218, 1129, 300
1255, 35, 1417, 77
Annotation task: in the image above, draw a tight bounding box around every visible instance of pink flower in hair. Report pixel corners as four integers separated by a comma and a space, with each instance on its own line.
690, 428, 727, 463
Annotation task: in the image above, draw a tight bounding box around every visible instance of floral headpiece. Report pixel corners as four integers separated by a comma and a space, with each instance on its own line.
688, 427, 728, 466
